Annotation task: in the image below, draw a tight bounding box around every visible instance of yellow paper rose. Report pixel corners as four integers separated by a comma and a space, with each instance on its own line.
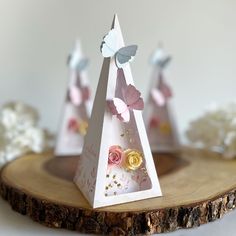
160, 122, 171, 135
79, 121, 88, 136
124, 149, 143, 170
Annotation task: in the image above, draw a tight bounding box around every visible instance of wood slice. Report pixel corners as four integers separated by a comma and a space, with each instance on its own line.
1, 149, 236, 235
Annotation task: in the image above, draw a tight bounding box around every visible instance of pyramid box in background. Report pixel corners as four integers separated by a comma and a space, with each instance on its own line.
55, 40, 92, 156
144, 46, 179, 153
74, 15, 162, 208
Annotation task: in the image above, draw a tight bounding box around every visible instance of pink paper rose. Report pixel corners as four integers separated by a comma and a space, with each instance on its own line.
108, 145, 123, 165
68, 118, 79, 132
149, 117, 160, 128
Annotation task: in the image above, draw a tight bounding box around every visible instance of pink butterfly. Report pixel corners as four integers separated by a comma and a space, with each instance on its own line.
69, 85, 90, 106
107, 84, 144, 122
151, 82, 172, 107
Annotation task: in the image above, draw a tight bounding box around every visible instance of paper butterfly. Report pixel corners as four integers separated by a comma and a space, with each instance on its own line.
100, 29, 138, 68
107, 84, 144, 122
150, 48, 171, 69
151, 82, 172, 107
69, 85, 90, 106
67, 53, 89, 72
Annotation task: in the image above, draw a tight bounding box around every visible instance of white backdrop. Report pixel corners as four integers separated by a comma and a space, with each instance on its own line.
0, 0, 236, 141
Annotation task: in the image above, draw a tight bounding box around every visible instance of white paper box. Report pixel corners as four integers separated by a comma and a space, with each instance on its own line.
55, 41, 92, 156
74, 15, 162, 208
144, 47, 179, 153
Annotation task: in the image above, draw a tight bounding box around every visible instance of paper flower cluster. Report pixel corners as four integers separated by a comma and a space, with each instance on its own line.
67, 117, 88, 136
108, 145, 143, 170
186, 103, 236, 159
0, 102, 52, 168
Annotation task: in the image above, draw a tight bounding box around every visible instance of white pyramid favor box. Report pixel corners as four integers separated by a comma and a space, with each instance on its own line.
144, 46, 179, 153
74, 15, 162, 208
55, 40, 92, 156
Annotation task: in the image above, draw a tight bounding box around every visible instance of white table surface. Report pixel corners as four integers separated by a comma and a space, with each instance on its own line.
0, 197, 235, 236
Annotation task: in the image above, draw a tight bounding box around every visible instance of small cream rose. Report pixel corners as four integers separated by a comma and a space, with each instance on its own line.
124, 149, 143, 170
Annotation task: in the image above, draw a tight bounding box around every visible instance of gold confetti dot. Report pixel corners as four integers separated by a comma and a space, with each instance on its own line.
141, 167, 148, 176
106, 174, 109, 178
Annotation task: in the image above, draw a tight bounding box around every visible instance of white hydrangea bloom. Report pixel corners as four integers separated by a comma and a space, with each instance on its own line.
186, 103, 236, 159
224, 132, 236, 159
21, 127, 48, 153
0, 102, 52, 169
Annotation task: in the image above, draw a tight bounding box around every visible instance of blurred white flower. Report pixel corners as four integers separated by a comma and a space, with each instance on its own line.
186, 103, 236, 159
0, 101, 52, 168
1, 102, 38, 130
